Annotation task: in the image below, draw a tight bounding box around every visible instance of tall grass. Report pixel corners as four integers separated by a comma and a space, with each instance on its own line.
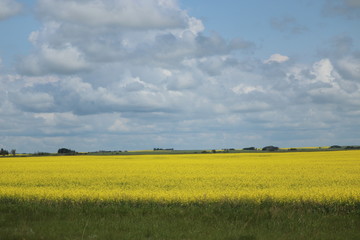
1, 198, 359, 240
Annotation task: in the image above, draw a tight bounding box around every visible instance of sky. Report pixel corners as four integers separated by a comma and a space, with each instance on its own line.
0, 0, 360, 153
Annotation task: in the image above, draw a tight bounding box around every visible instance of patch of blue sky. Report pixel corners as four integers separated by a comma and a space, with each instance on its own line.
0, 1, 39, 68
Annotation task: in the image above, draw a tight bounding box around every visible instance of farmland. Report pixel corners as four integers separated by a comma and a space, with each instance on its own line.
1, 151, 359, 239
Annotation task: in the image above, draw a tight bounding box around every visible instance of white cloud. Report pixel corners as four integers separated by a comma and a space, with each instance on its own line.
186, 17, 205, 35
108, 118, 131, 132
167, 72, 199, 90
337, 56, 360, 79
23, 75, 60, 87
10, 91, 54, 112
311, 58, 337, 84
0, 0, 21, 20
19, 44, 90, 75
18, 0, 254, 76
232, 84, 265, 95
265, 54, 290, 64
41, 44, 90, 72
37, 0, 187, 29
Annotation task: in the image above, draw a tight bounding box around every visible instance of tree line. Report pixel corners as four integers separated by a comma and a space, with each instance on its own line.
0, 148, 16, 156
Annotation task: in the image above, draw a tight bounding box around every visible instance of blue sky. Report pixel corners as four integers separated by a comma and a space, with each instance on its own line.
182, 0, 360, 60
0, 0, 360, 153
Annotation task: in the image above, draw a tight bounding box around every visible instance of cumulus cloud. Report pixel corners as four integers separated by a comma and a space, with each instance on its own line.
10, 91, 55, 113
0, 0, 21, 20
4, 53, 360, 151
18, 0, 255, 77
336, 56, 360, 80
286, 58, 360, 108
264, 54, 290, 64
319, 35, 360, 82
108, 118, 131, 132
19, 44, 91, 75
33, 112, 93, 135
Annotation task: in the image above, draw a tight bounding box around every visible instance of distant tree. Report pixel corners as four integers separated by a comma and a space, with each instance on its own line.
330, 145, 342, 149
10, 149, 16, 156
0, 148, 9, 156
262, 146, 279, 151
33, 152, 51, 156
345, 146, 360, 150
58, 148, 76, 155
243, 147, 256, 151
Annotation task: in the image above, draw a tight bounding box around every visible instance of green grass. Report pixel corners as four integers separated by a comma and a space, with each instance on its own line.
1, 198, 359, 240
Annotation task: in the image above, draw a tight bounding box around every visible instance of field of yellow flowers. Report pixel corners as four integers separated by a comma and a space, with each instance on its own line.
1, 150, 359, 203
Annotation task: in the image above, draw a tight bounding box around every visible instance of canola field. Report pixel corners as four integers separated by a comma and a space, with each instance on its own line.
0, 150, 359, 203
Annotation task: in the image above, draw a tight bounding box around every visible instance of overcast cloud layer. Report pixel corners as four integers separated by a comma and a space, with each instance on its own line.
1, 0, 360, 152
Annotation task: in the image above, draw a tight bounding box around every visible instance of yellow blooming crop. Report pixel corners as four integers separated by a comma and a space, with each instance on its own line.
0, 151, 359, 203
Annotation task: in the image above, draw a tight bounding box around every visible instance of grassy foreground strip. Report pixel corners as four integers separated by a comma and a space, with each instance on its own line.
1, 198, 359, 240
